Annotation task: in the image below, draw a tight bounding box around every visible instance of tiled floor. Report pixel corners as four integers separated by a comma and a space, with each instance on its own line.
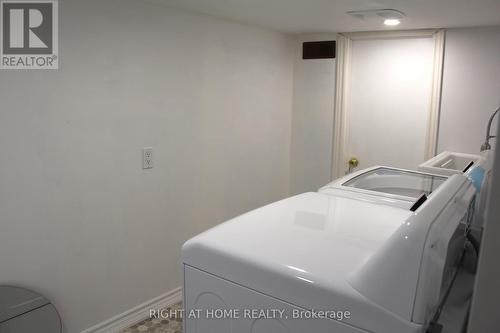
120, 303, 183, 333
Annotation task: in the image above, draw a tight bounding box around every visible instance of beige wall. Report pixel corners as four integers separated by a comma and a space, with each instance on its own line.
438, 26, 500, 153
0, 0, 294, 331
290, 34, 336, 194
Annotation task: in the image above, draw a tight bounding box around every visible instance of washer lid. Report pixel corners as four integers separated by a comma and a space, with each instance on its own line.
319, 166, 447, 208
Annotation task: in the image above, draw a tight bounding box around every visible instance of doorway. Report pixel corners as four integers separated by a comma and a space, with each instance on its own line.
332, 30, 445, 178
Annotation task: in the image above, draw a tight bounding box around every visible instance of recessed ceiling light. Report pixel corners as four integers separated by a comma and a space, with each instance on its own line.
384, 19, 401, 26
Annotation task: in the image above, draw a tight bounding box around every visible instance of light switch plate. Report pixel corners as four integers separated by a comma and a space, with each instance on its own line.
143, 147, 153, 169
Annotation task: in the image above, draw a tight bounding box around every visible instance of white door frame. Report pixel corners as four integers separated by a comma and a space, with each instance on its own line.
331, 29, 446, 179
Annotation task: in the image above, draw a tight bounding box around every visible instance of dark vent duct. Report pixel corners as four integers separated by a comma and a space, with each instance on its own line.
302, 41, 336, 59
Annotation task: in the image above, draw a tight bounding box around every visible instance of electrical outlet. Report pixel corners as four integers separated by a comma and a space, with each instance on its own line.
143, 147, 153, 169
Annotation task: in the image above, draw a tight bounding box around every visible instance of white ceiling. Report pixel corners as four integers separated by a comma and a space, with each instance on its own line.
156, 0, 500, 33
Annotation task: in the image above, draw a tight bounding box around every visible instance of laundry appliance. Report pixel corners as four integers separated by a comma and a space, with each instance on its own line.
182, 167, 476, 333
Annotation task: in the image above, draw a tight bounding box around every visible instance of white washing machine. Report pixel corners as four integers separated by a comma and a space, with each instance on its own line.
182, 167, 476, 333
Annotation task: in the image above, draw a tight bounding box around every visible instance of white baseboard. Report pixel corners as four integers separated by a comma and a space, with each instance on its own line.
81, 287, 182, 333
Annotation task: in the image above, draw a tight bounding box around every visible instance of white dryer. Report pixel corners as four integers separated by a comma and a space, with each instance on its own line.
182, 167, 476, 333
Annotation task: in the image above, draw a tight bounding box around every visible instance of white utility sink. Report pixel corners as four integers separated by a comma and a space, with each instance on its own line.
418, 151, 480, 176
